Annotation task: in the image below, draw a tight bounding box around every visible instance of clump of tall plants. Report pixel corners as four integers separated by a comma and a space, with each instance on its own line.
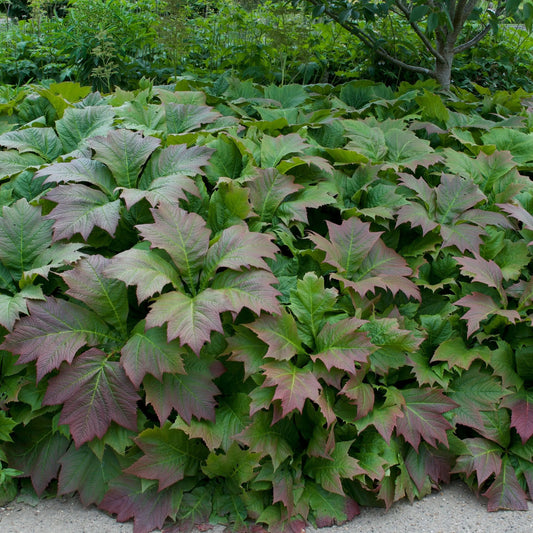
0, 77, 532, 533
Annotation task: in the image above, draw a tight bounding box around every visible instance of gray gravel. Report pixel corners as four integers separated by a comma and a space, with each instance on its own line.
0, 481, 532, 533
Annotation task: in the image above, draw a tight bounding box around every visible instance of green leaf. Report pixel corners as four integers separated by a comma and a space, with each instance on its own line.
121, 322, 186, 388
35, 158, 116, 195
87, 130, 161, 189
205, 135, 243, 183
260, 133, 309, 168
202, 441, 261, 488
0, 412, 17, 442
304, 481, 359, 527
409, 5, 429, 23
235, 410, 298, 470
146, 289, 226, 355
313, 318, 373, 373
249, 311, 303, 361
432, 338, 490, 370
0, 127, 63, 161
246, 168, 302, 221
448, 366, 510, 431
482, 129, 533, 165
0, 199, 53, 278
0, 151, 46, 180
415, 90, 449, 122
137, 204, 211, 290
304, 440, 365, 495
58, 445, 121, 506
125, 424, 207, 490
105, 248, 181, 303
62, 255, 128, 337
164, 103, 221, 134
0, 285, 45, 331
56, 105, 115, 152
173, 393, 250, 452
5, 416, 69, 495
289, 272, 338, 345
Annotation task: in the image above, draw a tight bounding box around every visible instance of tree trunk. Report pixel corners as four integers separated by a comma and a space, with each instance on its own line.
434, 47, 454, 89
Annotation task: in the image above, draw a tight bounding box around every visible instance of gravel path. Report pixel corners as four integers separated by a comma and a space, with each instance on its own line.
0, 481, 532, 533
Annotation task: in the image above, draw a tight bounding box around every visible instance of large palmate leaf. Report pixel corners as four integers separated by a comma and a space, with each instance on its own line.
1, 297, 118, 380
99, 474, 183, 533
395, 388, 456, 450
121, 322, 186, 388
309, 218, 418, 300
125, 424, 207, 490
35, 158, 115, 195
164, 103, 221, 134
260, 133, 310, 168
448, 366, 510, 431
289, 273, 338, 345
87, 130, 161, 189
62, 255, 128, 336
235, 410, 298, 470
200, 225, 278, 286
4, 416, 70, 495
146, 289, 226, 354
246, 168, 303, 222
55, 105, 115, 152
43, 348, 139, 446
397, 174, 508, 254
343, 121, 442, 170
502, 391, 533, 444
0, 127, 63, 161
304, 481, 360, 528
210, 269, 281, 316
454, 293, 520, 337
248, 311, 303, 361
45, 184, 121, 241
58, 445, 121, 506
261, 361, 321, 416
0, 286, 45, 331
0, 151, 46, 180
444, 149, 528, 202
452, 437, 502, 485
304, 440, 365, 496
137, 205, 211, 290
312, 318, 373, 373
0, 199, 53, 277
482, 128, 533, 166
104, 248, 181, 303
482, 458, 529, 511
143, 355, 221, 425
172, 393, 250, 452
309, 218, 381, 276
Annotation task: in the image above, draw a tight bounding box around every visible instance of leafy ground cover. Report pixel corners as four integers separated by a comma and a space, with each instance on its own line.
0, 77, 532, 532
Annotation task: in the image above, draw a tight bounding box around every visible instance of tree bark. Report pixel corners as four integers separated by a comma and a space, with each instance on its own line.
434, 48, 454, 90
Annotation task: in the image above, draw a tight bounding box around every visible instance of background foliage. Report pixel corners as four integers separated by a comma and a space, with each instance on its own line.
0, 0, 532, 90
0, 76, 532, 532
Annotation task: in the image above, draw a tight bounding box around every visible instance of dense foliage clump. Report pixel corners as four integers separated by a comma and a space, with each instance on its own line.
0, 78, 532, 532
